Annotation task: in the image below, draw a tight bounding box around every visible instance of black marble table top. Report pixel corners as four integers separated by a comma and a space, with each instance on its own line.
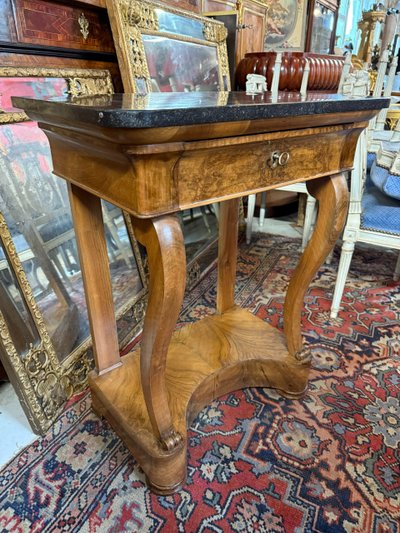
13, 91, 390, 129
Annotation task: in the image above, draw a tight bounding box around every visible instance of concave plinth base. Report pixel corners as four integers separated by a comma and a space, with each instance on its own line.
90, 306, 310, 494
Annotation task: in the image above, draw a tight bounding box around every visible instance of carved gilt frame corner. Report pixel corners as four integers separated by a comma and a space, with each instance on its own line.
0, 66, 147, 434
106, 0, 231, 93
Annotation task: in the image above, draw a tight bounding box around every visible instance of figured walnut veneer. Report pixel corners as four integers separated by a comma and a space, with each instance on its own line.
16, 96, 386, 493
41, 114, 368, 218
90, 306, 309, 493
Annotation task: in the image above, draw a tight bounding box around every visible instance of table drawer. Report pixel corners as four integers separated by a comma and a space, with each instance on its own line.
176, 127, 358, 207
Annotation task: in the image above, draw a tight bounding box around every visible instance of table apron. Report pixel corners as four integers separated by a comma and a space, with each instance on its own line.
47, 123, 363, 217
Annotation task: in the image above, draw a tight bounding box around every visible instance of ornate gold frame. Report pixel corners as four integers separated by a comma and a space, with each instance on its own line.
106, 0, 230, 93
0, 67, 114, 123
0, 66, 147, 434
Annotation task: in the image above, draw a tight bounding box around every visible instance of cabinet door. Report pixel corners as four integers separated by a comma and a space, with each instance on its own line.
236, 2, 266, 63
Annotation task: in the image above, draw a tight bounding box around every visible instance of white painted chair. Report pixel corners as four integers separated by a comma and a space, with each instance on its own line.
245, 56, 316, 246
367, 51, 398, 167
246, 185, 317, 249
330, 128, 400, 318
329, 53, 400, 317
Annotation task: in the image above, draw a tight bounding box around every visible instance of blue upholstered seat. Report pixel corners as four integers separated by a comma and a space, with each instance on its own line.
370, 160, 400, 200
361, 183, 400, 234
367, 151, 376, 171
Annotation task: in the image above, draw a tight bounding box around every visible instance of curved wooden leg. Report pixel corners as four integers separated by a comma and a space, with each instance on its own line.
284, 173, 349, 360
132, 214, 186, 451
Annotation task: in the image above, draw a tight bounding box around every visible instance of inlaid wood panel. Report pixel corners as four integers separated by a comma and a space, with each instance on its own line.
176, 126, 360, 207
12, 0, 114, 52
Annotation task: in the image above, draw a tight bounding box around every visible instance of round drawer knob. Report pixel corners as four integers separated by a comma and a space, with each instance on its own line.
267, 151, 290, 169
278, 152, 290, 166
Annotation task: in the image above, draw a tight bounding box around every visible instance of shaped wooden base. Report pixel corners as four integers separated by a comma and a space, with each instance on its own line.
90, 306, 310, 494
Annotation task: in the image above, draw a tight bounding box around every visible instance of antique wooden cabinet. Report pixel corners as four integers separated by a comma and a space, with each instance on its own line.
201, 0, 266, 65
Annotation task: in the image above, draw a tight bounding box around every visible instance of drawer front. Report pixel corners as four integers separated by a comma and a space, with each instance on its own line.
12, 0, 114, 52
176, 129, 357, 207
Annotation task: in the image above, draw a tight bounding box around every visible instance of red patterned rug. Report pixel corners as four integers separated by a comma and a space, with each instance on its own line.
1, 234, 399, 533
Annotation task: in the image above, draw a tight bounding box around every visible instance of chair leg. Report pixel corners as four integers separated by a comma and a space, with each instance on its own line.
259, 191, 267, 227
200, 206, 211, 234
212, 203, 220, 221
246, 194, 256, 244
301, 195, 317, 252
326, 249, 334, 265
330, 239, 355, 319
394, 251, 400, 281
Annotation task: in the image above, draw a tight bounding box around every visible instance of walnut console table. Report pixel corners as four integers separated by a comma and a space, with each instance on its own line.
14, 91, 388, 494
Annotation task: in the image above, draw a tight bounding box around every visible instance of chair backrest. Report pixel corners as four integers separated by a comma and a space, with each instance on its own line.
374, 53, 397, 131
336, 63, 371, 208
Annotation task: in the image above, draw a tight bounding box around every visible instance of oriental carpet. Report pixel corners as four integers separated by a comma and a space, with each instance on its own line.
0, 234, 399, 533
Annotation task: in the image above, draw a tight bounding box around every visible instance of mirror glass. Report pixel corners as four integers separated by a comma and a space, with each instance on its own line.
0, 246, 40, 357
155, 9, 204, 40
0, 121, 144, 363
310, 2, 335, 54
181, 206, 219, 264
142, 35, 220, 92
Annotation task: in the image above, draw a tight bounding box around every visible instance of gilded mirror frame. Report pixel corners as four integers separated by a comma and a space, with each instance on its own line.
0, 66, 147, 434
106, 0, 231, 94
105, 0, 230, 283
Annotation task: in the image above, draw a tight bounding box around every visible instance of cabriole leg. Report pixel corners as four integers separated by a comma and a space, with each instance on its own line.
132, 214, 186, 451
284, 173, 349, 360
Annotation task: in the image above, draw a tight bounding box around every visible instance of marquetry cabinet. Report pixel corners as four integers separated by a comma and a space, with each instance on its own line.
201, 0, 267, 65
0, 0, 114, 53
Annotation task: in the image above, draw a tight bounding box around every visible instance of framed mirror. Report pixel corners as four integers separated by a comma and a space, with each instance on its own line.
107, 0, 230, 94
106, 0, 230, 268
305, 0, 339, 55
309, 2, 336, 54
0, 67, 147, 434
